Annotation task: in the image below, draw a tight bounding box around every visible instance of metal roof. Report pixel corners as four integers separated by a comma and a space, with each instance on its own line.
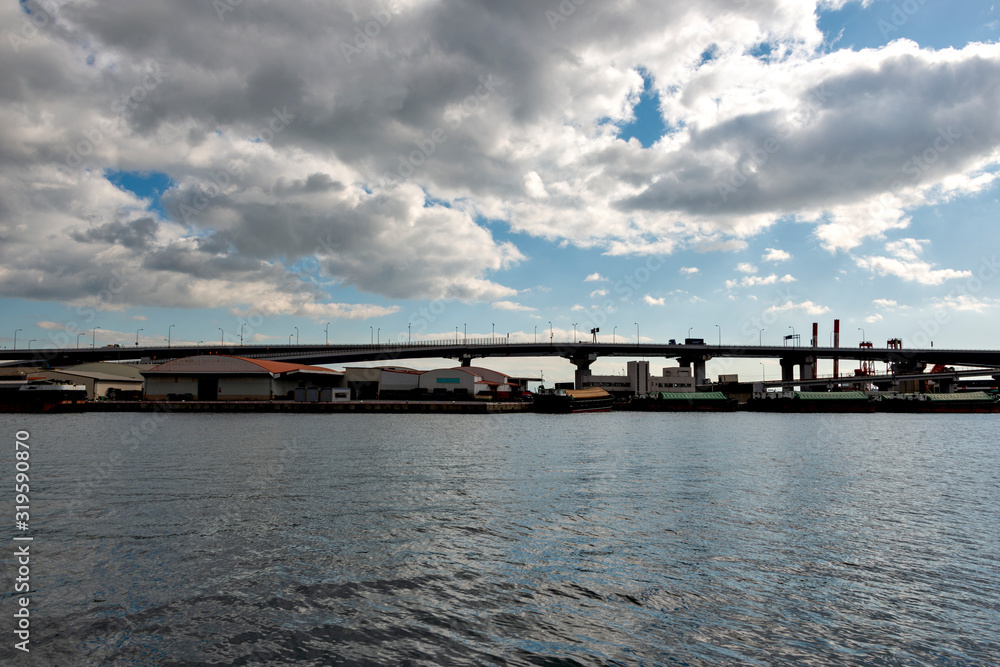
924, 391, 996, 402
794, 391, 869, 400
143, 355, 340, 376
657, 391, 729, 400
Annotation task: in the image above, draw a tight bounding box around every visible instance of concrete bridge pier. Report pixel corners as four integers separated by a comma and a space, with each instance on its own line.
678, 357, 708, 385
780, 358, 797, 392
459, 354, 474, 367
569, 353, 598, 389
799, 357, 824, 391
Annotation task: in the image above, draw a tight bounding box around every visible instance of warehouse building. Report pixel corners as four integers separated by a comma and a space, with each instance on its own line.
343, 365, 523, 400
37, 367, 145, 400
142, 355, 344, 401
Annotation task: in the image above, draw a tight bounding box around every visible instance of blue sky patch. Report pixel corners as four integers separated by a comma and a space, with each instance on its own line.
105, 169, 172, 217
618, 70, 668, 148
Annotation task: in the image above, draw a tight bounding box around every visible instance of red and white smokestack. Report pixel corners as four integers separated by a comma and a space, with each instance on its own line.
833, 319, 840, 378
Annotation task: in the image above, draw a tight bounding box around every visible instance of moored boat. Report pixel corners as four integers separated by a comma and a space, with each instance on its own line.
532, 387, 613, 413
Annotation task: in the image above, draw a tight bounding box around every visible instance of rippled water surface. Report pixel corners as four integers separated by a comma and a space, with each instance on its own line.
2, 412, 998, 665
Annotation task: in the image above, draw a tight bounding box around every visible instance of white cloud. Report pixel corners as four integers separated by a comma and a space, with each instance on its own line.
644, 295, 665, 306
4, 1, 1000, 317
584, 273, 608, 282
726, 273, 796, 289
590, 289, 608, 298
491, 300, 537, 312
736, 262, 759, 274
689, 296, 707, 304
766, 300, 831, 315
855, 239, 972, 285
763, 248, 791, 263
680, 267, 699, 276
930, 295, 1000, 313
865, 313, 884, 323
571, 305, 586, 312
872, 298, 900, 309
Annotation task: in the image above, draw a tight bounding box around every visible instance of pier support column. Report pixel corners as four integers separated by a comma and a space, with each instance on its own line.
678, 357, 709, 385
780, 358, 796, 392
569, 353, 598, 389
459, 354, 473, 367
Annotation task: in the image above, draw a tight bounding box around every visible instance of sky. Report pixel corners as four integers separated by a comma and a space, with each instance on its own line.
2, 0, 999, 383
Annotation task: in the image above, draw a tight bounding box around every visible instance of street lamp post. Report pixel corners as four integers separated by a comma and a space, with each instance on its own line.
572, 323, 578, 341
294, 326, 299, 345
759, 328, 764, 346
548, 321, 552, 343
377, 328, 380, 345
168, 324, 174, 348
370, 326, 373, 345
76, 332, 85, 348
28, 339, 36, 350
136, 328, 143, 346
858, 327, 865, 344
788, 325, 795, 347
613, 325, 617, 343
534, 325, 537, 343
716, 324, 721, 347
219, 328, 224, 345
325, 322, 331, 346
407, 323, 411, 344
240, 323, 246, 346
92, 326, 99, 348
492, 322, 495, 342
13, 329, 21, 350
635, 322, 639, 344
288, 333, 293, 345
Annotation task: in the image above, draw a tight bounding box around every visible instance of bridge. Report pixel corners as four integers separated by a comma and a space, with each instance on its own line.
5, 339, 1000, 388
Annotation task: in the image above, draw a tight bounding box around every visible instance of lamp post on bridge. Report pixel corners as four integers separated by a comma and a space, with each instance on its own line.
858, 327, 865, 344
572, 323, 577, 341
13, 328, 21, 350
168, 324, 174, 348
534, 325, 537, 343
613, 326, 617, 343
548, 321, 552, 343
635, 322, 639, 344
219, 328, 224, 345
76, 332, 85, 348
92, 326, 99, 348
136, 328, 143, 346
759, 328, 764, 346
715, 324, 721, 348
325, 322, 331, 346
294, 326, 299, 345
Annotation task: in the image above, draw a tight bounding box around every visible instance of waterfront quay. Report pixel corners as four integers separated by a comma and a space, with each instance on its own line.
82, 399, 530, 414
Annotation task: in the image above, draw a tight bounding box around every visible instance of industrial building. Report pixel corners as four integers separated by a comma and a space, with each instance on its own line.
582, 361, 697, 398
344, 365, 523, 400
142, 355, 345, 401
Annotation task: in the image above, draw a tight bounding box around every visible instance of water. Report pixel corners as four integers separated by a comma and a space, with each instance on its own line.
2, 412, 998, 665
